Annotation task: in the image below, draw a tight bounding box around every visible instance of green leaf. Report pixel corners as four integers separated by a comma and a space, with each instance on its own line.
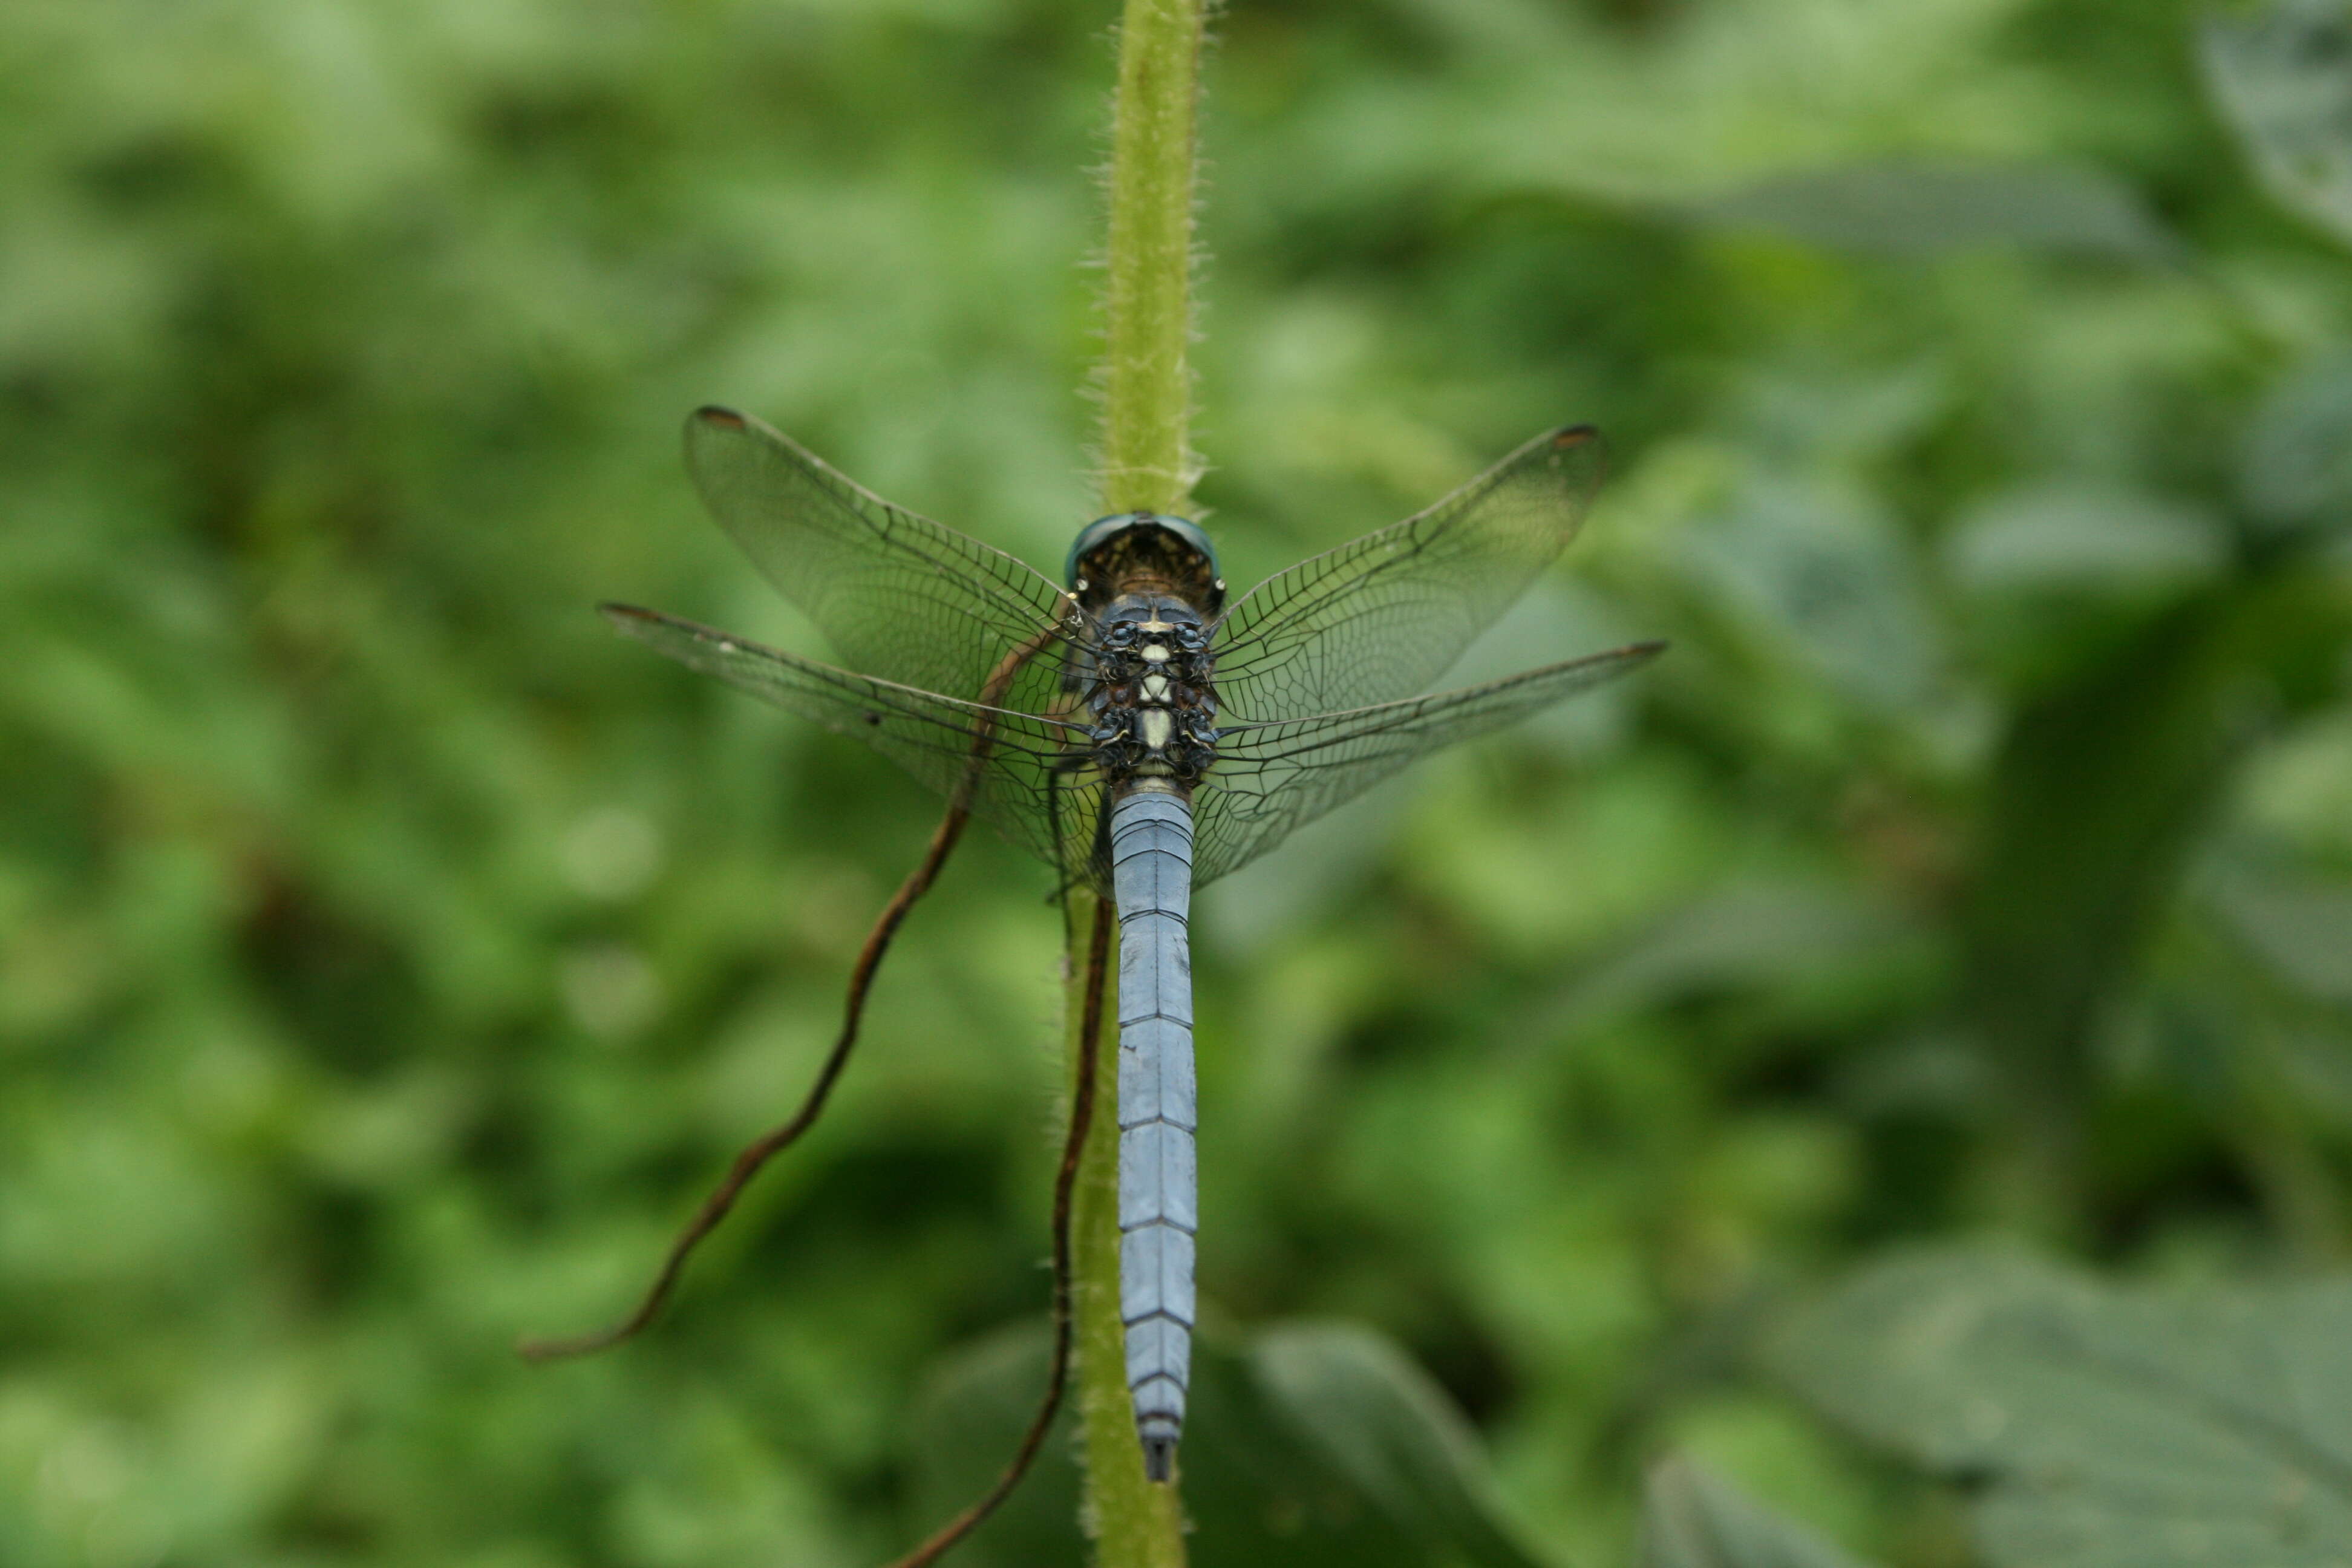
901, 1324, 1086, 1568
1681, 162, 2175, 261
1535, 881, 1926, 1034
1943, 485, 2230, 694
1944, 487, 2226, 596
1956, 591, 2259, 1133
2202, 0, 2352, 248
1770, 1246, 2352, 1567
2242, 354, 2352, 542
1638, 1455, 1877, 1568
2206, 855, 2352, 1005
1250, 1322, 1552, 1568
1681, 480, 1941, 712
903, 1321, 1552, 1568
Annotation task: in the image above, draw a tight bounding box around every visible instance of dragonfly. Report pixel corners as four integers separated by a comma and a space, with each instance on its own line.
528, 405, 1661, 1564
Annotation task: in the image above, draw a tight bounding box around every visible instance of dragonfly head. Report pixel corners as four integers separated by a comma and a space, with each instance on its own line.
1067, 512, 1223, 618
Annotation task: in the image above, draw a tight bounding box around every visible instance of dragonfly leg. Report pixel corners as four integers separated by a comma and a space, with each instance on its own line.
1040, 753, 1112, 906
517, 800, 976, 1362
883, 892, 1112, 1568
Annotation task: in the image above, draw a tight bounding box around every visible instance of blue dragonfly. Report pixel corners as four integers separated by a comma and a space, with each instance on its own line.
529, 407, 1661, 1563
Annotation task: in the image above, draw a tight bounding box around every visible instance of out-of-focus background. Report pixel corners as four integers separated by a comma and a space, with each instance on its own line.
6, 1, 2352, 1564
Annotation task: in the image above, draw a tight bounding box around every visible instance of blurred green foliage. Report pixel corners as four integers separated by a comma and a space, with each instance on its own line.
5, 1, 2352, 1566
1769, 1244, 2352, 1566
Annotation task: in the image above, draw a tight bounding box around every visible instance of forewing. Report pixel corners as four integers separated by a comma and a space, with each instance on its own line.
683, 407, 1083, 707
1211, 426, 1607, 722
604, 605, 1100, 874
1191, 641, 1664, 886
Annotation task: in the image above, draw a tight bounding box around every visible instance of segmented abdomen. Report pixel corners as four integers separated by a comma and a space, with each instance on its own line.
1108, 788, 1197, 1483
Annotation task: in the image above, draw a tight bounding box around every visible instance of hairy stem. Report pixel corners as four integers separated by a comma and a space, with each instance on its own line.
1067, 892, 1187, 1567
1080, 2, 1205, 1561
1097, 0, 1207, 517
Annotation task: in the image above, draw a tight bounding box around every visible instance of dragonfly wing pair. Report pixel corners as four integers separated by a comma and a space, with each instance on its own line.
680, 408, 1084, 710
1211, 422, 1613, 719
606, 407, 1662, 1480
632, 410, 1657, 892
602, 606, 1089, 873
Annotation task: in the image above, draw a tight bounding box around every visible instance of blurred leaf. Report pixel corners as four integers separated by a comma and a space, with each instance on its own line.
1958, 591, 2267, 1121
1638, 1455, 1876, 1568
1944, 485, 2229, 693
1961, 560, 2352, 1145
1945, 486, 2226, 594
1682, 162, 2175, 260
1536, 881, 1927, 1033
901, 1324, 1084, 1568
2241, 353, 2352, 541
2207, 856, 2352, 1004
2203, 0, 2352, 249
1682, 480, 1939, 713
905, 1321, 1552, 1568
1252, 1322, 1550, 1568
1771, 1246, 2352, 1568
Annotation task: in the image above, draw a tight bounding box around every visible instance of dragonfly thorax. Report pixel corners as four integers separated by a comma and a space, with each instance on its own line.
1086, 593, 1218, 789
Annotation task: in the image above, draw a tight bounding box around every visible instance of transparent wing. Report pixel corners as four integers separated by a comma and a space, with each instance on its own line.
1191, 641, 1664, 886
1210, 426, 1607, 722
683, 407, 1085, 707
604, 605, 1103, 875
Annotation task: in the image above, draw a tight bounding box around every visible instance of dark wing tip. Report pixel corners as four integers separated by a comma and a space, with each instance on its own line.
692, 405, 750, 431
1544, 424, 1610, 484
597, 601, 657, 630
1533, 423, 1609, 484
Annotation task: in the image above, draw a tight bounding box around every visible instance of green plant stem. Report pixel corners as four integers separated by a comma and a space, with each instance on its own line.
1073, 4, 1206, 1563
1097, 0, 1206, 518
1065, 892, 1186, 1566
